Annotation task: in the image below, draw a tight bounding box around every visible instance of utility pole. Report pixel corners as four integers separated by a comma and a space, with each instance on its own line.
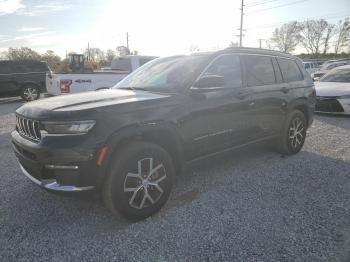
239, 0, 244, 47
126, 32, 129, 50
87, 42, 90, 61
258, 39, 265, 49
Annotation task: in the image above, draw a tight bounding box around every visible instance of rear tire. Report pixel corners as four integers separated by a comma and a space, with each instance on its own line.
276, 110, 307, 155
21, 85, 40, 101
103, 141, 174, 221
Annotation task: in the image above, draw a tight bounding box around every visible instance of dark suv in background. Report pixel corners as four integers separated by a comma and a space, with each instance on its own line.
12, 48, 315, 220
0, 60, 48, 101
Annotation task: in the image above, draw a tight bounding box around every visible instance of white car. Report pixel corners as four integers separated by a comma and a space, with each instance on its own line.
303, 62, 318, 74
311, 61, 348, 81
315, 65, 350, 115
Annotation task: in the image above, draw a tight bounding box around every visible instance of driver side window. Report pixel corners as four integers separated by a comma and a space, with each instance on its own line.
203, 55, 242, 88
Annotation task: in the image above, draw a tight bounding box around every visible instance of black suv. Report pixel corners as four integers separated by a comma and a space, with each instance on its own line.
0, 60, 48, 101
12, 48, 315, 220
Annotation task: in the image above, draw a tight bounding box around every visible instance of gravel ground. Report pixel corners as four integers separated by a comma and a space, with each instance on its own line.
0, 97, 349, 262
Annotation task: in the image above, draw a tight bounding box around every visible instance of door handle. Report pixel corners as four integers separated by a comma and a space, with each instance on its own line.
280, 86, 289, 93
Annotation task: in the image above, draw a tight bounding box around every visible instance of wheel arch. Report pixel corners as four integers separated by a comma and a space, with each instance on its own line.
102, 123, 185, 178
288, 98, 310, 126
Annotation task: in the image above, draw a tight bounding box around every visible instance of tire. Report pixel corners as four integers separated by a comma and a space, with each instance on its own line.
276, 110, 307, 155
103, 141, 174, 221
20, 85, 40, 101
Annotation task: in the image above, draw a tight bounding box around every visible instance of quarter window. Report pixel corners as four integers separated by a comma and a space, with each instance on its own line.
244, 55, 276, 86
277, 58, 303, 82
203, 55, 242, 88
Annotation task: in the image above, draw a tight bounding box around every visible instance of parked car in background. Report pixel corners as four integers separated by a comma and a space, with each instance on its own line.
303, 62, 318, 74
46, 55, 157, 96
311, 61, 348, 81
315, 65, 350, 115
12, 48, 315, 220
0, 60, 49, 101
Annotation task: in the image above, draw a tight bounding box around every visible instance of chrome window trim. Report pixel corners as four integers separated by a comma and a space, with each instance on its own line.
192, 52, 299, 89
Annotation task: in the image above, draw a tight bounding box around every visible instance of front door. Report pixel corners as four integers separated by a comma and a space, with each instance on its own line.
179, 54, 255, 160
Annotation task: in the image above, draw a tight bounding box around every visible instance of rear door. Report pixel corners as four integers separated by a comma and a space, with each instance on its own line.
241, 54, 287, 138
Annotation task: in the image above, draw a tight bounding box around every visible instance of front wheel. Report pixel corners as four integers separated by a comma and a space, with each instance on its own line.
276, 110, 307, 155
21, 85, 40, 101
103, 142, 174, 221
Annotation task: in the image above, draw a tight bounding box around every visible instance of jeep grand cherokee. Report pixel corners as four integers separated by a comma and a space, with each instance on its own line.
12, 48, 316, 220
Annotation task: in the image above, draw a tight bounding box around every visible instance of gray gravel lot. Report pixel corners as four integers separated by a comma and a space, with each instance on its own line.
0, 97, 349, 262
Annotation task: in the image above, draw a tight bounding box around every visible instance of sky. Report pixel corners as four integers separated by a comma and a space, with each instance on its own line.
0, 0, 349, 58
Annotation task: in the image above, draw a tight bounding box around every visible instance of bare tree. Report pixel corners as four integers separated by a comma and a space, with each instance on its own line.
270, 21, 301, 53
84, 47, 105, 62
105, 49, 116, 63
322, 24, 335, 54
116, 46, 130, 56
41, 50, 61, 70
334, 18, 350, 54
299, 19, 331, 57
5, 47, 41, 60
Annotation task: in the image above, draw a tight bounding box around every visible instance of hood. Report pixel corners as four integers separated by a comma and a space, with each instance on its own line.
16, 89, 169, 119
315, 81, 350, 97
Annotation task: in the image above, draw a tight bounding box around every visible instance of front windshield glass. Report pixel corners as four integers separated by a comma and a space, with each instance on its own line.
320, 68, 350, 82
113, 55, 209, 91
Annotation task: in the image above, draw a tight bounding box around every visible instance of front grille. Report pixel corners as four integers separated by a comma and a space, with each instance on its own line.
315, 97, 344, 113
16, 115, 41, 142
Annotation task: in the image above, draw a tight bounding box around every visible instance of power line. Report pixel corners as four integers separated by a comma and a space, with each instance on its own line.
246, 0, 309, 14
246, 0, 280, 7
246, 12, 349, 30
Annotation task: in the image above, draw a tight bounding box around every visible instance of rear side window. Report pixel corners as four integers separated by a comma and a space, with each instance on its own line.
243, 55, 276, 86
278, 58, 303, 82
203, 54, 242, 88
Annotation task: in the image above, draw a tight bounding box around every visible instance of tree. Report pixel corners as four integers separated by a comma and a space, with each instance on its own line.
270, 21, 301, 53
5, 47, 41, 60
334, 18, 350, 54
116, 46, 130, 56
322, 24, 335, 54
84, 47, 105, 62
299, 19, 331, 57
105, 49, 116, 63
41, 50, 61, 70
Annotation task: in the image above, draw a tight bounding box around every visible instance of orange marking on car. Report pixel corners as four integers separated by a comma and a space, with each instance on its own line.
97, 146, 108, 166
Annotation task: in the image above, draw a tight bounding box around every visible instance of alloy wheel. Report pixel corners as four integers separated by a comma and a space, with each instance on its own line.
123, 158, 167, 210
288, 117, 305, 149
23, 87, 38, 101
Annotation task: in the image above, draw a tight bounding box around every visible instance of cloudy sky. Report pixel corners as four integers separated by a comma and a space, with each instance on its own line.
0, 0, 349, 58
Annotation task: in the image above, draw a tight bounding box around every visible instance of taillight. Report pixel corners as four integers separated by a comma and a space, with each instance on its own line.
60, 79, 72, 93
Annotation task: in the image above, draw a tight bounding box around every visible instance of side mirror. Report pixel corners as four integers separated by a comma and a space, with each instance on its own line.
192, 75, 225, 91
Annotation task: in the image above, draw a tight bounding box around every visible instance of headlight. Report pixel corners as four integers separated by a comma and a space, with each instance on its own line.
41, 120, 96, 135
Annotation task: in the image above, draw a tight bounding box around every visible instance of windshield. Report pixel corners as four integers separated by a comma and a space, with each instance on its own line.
113, 55, 209, 91
320, 68, 350, 82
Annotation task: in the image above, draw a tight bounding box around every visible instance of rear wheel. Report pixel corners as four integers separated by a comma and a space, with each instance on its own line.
103, 141, 174, 221
21, 85, 40, 101
276, 110, 307, 155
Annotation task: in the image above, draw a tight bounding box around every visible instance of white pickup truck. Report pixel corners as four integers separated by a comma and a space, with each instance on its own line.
46, 55, 157, 95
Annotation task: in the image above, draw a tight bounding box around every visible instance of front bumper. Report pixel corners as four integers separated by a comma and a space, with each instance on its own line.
12, 130, 101, 192
20, 164, 94, 192
315, 97, 350, 115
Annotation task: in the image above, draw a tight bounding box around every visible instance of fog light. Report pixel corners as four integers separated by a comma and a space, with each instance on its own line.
45, 164, 79, 170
